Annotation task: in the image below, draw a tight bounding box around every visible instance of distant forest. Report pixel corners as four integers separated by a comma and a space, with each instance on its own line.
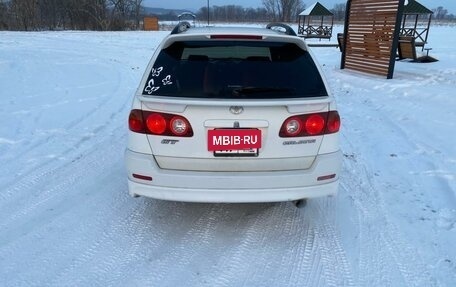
0, 0, 454, 31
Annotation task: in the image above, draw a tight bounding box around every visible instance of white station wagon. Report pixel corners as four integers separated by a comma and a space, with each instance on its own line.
125, 22, 342, 204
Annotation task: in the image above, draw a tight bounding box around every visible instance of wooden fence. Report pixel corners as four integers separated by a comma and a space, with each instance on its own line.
341, 0, 405, 79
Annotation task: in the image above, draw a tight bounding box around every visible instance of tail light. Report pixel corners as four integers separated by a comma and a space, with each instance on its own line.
279, 111, 340, 137
128, 109, 146, 133
146, 113, 167, 134
128, 109, 193, 137
282, 117, 302, 136
170, 116, 190, 136
305, 114, 326, 135
326, 111, 341, 133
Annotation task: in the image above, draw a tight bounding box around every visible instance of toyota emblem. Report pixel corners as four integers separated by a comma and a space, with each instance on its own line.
229, 106, 244, 115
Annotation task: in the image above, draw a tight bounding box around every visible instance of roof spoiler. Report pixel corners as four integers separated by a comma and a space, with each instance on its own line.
171, 21, 191, 35
170, 22, 297, 37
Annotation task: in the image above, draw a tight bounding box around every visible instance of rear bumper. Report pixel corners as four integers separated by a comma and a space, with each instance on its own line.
125, 149, 342, 203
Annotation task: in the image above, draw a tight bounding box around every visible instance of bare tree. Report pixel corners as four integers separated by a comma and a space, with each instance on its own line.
197, 5, 269, 22
262, 0, 280, 21
57, 0, 84, 30
131, 0, 143, 29
281, 0, 303, 22
10, 0, 40, 30
37, 0, 66, 29
0, 0, 9, 29
212, 5, 246, 22
331, 3, 346, 22
433, 6, 448, 20
262, 0, 303, 22
80, 0, 109, 30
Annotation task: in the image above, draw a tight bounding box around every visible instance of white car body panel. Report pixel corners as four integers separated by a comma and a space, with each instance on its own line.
126, 149, 342, 203
125, 24, 342, 203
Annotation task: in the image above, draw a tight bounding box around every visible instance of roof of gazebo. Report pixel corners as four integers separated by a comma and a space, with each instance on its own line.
299, 2, 333, 16
404, 0, 433, 14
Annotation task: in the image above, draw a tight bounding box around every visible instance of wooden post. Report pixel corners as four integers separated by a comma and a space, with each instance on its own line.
387, 0, 405, 79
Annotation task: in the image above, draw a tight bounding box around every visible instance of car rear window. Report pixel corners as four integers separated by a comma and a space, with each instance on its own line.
142, 41, 328, 99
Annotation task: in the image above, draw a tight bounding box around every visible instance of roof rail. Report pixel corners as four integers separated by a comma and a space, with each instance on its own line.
171, 21, 191, 35
266, 23, 297, 36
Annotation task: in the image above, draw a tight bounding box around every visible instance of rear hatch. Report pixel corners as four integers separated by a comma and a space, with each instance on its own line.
138, 33, 333, 172
140, 99, 332, 172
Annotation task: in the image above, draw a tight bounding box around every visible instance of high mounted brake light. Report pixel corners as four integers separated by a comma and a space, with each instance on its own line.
210, 35, 263, 40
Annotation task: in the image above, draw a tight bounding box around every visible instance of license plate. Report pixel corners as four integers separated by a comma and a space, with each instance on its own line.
214, 148, 259, 157
208, 129, 261, 153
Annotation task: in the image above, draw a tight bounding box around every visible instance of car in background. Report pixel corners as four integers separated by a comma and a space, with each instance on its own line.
125, 22, 342, 203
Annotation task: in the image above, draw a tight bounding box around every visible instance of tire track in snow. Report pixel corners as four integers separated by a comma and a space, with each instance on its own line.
13, 196, 186, 286
192, 200, 354, 287
0, 133, 129, 277
110, 200, 200, 286
136, 204, 223, 287
340, 78, 454, 204
269, 197, 355, 287
237, 204, 293, 287
300, 226, 325, 286
0, 91, 130, 201
159, 203, 281, 287
0, 43, 136, 192
334, 75, 442, 286
0, 128, 126, 240
257, 203, 351, 287
307, 198, 355, 287
0, 157, 129, 286
341, 133, 437, 287
48, 196, 148, 286
0, 54, 133, 216
273, 205, 309, 286
207, 205, 274, 287
224, 203, 287, 286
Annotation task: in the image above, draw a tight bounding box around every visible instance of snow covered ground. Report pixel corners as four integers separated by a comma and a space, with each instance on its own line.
0, 25, 455, 286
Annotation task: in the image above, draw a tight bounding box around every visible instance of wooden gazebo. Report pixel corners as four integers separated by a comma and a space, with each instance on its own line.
400, 0, 433, 50
298, 2, 334, 40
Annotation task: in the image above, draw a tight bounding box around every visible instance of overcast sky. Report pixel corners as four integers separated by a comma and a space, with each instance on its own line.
145, 0, 456, 14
